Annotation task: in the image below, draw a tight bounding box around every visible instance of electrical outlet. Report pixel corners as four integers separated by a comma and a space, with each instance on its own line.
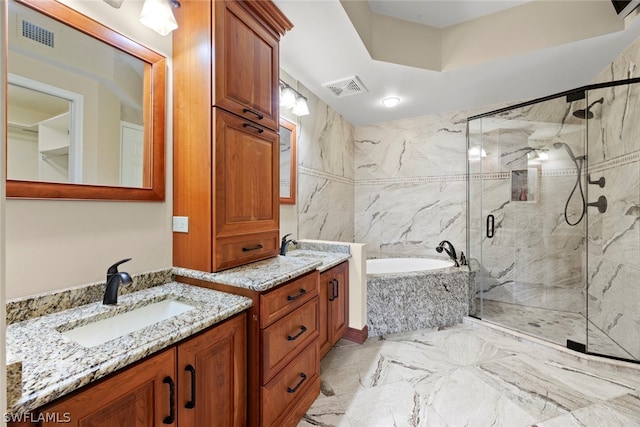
172, 216, 189, 233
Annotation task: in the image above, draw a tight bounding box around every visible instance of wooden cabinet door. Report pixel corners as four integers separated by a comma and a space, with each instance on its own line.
177, 313, 247, 427
319, 262, 349, 358
213, 0, 279, 130
330, 263, 349, 345
318, 270, 331, 358
213, 108, 279, 239
40, 349, 176, 427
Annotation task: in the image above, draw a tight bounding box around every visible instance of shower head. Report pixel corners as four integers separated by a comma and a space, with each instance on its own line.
572, 97, 604, 119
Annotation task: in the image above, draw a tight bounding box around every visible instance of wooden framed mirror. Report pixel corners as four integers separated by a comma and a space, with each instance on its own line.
6, 0, 166, 201
279, 117, 296, 204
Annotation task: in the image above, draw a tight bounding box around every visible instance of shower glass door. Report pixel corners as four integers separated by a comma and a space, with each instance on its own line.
468, 93, 589, 349
469, 79, 640, 362
585, 85, 640, 361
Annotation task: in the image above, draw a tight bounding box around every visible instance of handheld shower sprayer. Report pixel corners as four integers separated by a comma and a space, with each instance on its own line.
552, 142, 584, 162
553, 142, 586, 226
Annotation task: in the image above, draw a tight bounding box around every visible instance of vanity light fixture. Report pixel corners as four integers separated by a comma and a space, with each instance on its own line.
381, 97, 400, 108
280, 85, 297, 109
279, 80, 309, 116
292, 95, 310, 116
139, 0, 180, 36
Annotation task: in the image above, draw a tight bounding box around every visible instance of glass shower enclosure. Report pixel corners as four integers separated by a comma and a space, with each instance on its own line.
467, 78, 640, 362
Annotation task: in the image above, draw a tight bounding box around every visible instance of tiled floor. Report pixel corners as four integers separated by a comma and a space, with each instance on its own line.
480, 300, 634, 360
299, 319, 640, 427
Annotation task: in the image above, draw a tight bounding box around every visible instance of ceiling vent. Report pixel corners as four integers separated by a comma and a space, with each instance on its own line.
323, 76, 368, 98
21, 19, 55, 48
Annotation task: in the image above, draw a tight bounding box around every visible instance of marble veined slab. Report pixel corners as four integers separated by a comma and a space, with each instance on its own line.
299, 320, 640, 427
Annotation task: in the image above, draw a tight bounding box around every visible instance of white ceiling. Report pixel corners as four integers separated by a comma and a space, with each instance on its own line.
275, 0, 640, 126
367, 0, 529, 28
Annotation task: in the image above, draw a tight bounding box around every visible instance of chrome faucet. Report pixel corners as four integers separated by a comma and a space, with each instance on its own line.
279, 234, 298, 256
103, 258, 133, 305
436, 241, 459, 267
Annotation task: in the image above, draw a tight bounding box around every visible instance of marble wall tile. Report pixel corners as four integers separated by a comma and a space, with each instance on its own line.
355, 112, 469, 181
297, 86, 355, 180
355, 180, 466, 255
298, 170, 354, 241
295, 83, 356, 242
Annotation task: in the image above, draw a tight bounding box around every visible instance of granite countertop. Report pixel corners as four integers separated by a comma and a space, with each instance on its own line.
173, 250, 351, 291
285, 249, 351, 272
173, 255, 324, 291
5, 282, 252, 415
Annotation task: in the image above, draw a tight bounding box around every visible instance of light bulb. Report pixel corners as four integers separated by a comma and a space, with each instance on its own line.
292, 96, 310, 116
280, 86, 296, 109
139, 0, 178, 36
381, 97, 400, 108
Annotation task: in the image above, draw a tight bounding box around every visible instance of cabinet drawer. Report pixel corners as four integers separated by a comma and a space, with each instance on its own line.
260, 342, 319, 427
260, 271, 318, 327
214, 231, 279, 271
262, 298, 319, 383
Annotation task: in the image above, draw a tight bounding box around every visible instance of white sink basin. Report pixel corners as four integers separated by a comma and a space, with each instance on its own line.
61, 300, 195, 348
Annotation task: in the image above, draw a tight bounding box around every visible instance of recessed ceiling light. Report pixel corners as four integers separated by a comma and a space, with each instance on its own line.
381, 97, 400, 108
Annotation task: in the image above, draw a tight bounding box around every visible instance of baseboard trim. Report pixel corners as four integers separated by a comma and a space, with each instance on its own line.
342, 325, 368, 344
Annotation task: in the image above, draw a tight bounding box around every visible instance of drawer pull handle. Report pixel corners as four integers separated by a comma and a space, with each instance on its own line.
242, 244, 264, 252
287, 288, 307, 301
185, 365, 196, 409
163, 376, 176, 424
287, 372, 307, 394
334, 279, 339, 299
287, 325, 307, 341
243, 108, 264, 120
242, 122, 264, 133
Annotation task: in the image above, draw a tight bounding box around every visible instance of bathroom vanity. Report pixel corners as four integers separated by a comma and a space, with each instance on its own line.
5, 281, 253, 426
36, 314, 246, 427
5, 250, 351, 427
175, 248, 350, 427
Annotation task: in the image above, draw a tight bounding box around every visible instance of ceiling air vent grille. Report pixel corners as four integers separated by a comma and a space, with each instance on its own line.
21, 20, 54, 48
323, 76, 368, 98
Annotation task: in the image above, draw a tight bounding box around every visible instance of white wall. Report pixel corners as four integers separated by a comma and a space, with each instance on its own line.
5, 0, 173, 299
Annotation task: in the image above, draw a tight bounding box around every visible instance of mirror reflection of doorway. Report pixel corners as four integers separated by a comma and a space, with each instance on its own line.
7, 75, 83, 183
120, 122, 144, 187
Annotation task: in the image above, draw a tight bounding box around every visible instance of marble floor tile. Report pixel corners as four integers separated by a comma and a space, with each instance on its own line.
480, 300, 634, 359
300, 321, 640, 427
535, 391, 640, 427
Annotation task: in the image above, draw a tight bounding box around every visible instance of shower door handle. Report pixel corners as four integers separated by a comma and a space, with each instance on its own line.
486, 214, 495, 239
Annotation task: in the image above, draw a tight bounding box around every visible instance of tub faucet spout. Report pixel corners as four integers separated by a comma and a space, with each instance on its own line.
436, 241, 459, 267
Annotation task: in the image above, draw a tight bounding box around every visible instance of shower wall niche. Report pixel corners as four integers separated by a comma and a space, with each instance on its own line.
467, 79, 640, 362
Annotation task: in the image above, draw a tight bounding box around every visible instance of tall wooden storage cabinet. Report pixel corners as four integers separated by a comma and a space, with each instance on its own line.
173, 0, 292, 272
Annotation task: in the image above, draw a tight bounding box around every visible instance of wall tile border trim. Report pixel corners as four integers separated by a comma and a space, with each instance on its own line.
299, 166, 355, 185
